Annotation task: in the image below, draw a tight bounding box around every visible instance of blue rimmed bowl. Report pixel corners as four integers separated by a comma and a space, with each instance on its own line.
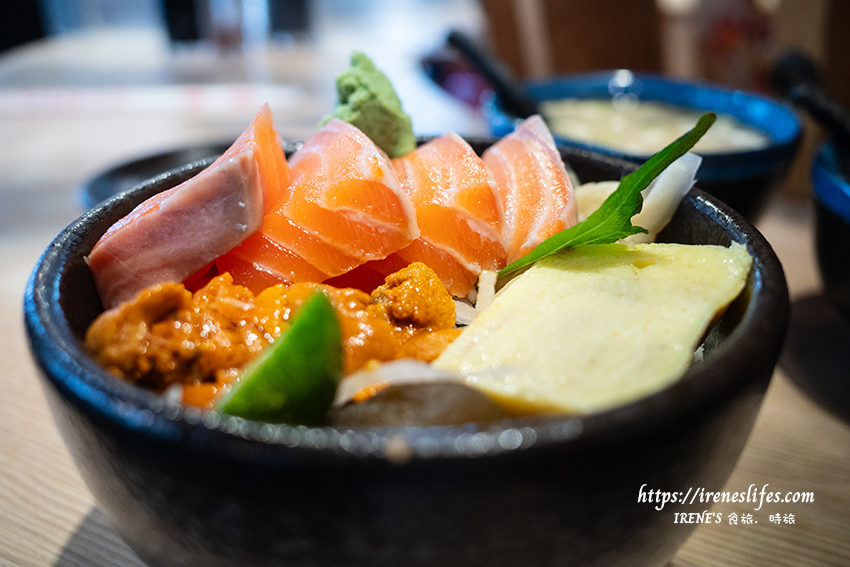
812, 142, 850, 319
485, 70, 802, 220
24, 140, 788, 567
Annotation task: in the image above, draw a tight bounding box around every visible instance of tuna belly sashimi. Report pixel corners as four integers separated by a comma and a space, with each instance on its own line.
220, 119, 419, 293
86, 105, 286, 308
483, 115, 577, 264
390, 132, 507, 296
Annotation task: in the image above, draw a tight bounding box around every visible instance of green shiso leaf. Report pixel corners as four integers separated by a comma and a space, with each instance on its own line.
498, 112, 717, 278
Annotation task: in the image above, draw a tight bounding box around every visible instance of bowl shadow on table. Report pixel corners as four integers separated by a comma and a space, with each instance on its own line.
54, 507, 146, 567
780, 294, 850, 423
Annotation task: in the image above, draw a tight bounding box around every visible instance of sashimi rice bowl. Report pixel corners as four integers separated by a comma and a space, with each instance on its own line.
25, 53, 788, 567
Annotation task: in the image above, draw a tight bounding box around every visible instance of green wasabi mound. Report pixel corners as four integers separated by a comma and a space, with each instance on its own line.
325, 52, 416, 158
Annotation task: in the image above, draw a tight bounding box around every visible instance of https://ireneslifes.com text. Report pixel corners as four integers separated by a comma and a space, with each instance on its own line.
638, 483, 814, 525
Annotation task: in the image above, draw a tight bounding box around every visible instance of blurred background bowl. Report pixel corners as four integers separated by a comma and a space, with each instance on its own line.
485, 70, 802, 221
25, 141, 788, 567
80, 143, 231, 209
811, 141, 850, 319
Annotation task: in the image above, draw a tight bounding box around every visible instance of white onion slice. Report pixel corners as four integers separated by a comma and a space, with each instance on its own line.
573, 152, 701, 244
627, 152, 701, 244
475, 270, 498, 311
333, 359, 463, 407
454, 298, 478, 326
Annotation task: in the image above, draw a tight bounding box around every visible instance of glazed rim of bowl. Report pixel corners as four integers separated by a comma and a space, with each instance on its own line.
25, 146, 788, 462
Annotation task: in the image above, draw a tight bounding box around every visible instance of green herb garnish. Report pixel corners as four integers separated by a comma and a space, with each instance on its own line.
498, 112, 717, 278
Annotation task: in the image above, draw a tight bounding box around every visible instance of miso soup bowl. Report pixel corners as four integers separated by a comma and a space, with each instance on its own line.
485, 70, 802, 221
25, 140, 788, 567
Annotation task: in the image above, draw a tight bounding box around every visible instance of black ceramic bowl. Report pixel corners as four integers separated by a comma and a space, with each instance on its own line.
25, 141, 788, 567
812, 141, 850, 319
486, 70, 802, 221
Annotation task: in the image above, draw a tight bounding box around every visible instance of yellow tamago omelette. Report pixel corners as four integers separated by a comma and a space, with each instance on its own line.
434, 242, 752, 415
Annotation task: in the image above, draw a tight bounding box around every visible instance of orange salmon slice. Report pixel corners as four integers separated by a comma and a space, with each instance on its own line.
217, 119, 419, 289
323, 253, 409, 293
87, 104, 285, 308
394, 240, 479, 297
391, 132, 507, 296
482, 115, 577, 264
283, 119, 419, 262
353, 241, 479, 298
215, 232, 329, 294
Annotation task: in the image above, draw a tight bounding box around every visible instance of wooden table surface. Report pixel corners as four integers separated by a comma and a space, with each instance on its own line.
1, 13, 848, 567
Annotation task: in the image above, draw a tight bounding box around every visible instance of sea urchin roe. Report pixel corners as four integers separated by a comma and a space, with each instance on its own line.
396, 328, 463, 362
85, 263, 459, 408
84, 274, 278, 397
371, 262, 457, 331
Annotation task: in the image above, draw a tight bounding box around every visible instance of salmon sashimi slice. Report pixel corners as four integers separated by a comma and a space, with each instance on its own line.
394, 241, 479, 297
482, 115, 577, 264
283, 119, 419, 261
215, 212, 363, 291
391, 132, 507, 296
215, 119, 418, 290
257, 210, 363, 276
87, 104, 289, 308
217, 201, 372, 291
347, 242, 479, 297
216, 232, 330, 294
323, 254, 409, 293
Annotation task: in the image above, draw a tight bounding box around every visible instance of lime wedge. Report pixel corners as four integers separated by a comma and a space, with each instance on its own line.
216, 291, 343, 424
